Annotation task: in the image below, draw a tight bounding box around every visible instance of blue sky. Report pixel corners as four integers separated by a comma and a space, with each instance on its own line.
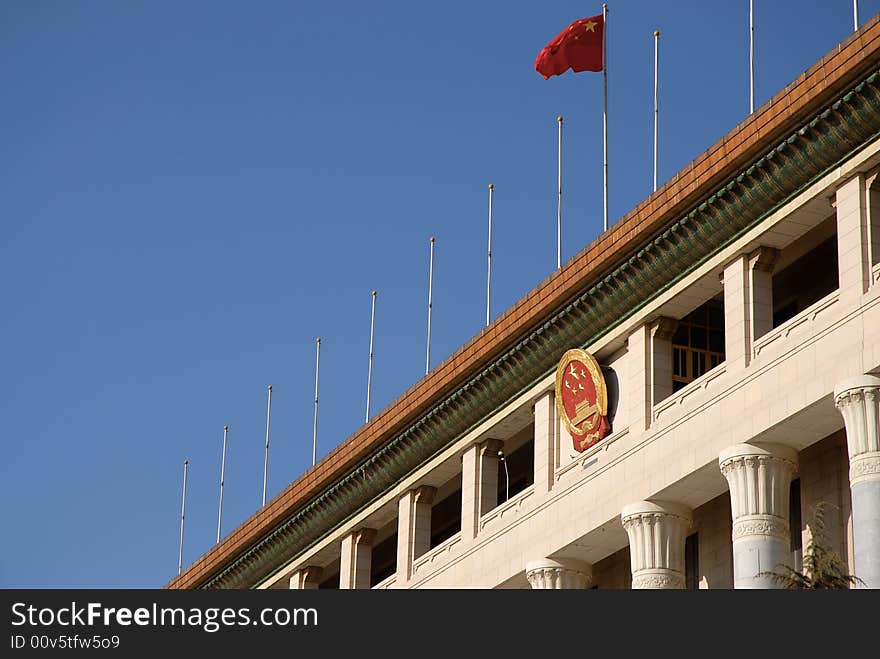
2, 1, 876, 588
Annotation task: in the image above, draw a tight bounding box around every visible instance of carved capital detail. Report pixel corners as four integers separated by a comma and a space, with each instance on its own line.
525, 558, 593, 589
834, 376, 880, 460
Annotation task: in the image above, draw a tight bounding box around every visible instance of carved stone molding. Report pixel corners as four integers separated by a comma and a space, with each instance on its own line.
632, 572, 686, 590
732, 515, 790, 541
849, 452, 880, 486
525, 558, 593, 589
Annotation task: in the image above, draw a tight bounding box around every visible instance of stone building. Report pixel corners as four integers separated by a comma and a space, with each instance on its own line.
168, 16, 880, 590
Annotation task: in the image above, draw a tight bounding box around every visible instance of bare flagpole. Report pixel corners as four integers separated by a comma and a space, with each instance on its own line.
602, 3, 609, 232
178, 459, 188, 575
313, 338, 320, 466
749, 0, 755, 113
486, 183, 494, 327
653, 30, 660, 192
426, 237, 435, 374
262, 385, 272, 507
216, 426, 228, 544
854, 0, 859, 30
366, 290, 377, 423
557, 116, 563, 269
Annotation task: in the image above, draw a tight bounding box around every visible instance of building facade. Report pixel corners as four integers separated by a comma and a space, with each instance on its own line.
169, 17, 880, 591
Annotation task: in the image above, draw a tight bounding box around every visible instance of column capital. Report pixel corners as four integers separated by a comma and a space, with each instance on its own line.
480, 438, 504, 456
748, 246, 780, 273
352, 527, 377, 546
621, 500, 693, 589
835, 374, 880, 588
649, 316, 679, 342
719, 442, 797, 588
289, 565, 323, 589
834, 375, 880, 480
411, 485, 436, 506
525, 558, 593, 589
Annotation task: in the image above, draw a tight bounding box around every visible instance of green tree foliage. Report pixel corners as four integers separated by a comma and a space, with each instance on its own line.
766, 502, 862, 589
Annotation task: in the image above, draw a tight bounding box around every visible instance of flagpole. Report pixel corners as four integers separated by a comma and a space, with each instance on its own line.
313, 337, 320, 466
216, 425, 228, 544
262, 384, 272, 507
854, 0, 859, 30
557, 116, 563, 269
426, 237, 435, 374
366, 290, 377, 423
178, 459, 188, 575
486, 183, 494, 326
653, 30, 660, 193
602, 3, 609, 232
749, 0, 754, 113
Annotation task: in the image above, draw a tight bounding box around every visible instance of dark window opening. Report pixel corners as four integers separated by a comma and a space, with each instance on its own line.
672, 298, 725, 393
318, 570, 339, 589
790, 479, 803, 572
772, 236, 838, 327
685, 533, 699, 590
369, 531, 397, 587
497, 437, 535, 505
430, 488, 461, 549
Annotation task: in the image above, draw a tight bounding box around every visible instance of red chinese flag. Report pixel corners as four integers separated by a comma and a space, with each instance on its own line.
535, 14, 604, 80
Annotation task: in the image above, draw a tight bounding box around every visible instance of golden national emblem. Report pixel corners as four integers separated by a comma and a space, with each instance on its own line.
554, 348, 611, 452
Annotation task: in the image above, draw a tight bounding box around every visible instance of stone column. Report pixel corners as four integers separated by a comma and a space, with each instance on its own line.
461, 439, 503, 541
719, 443, 798, 588
627, 324, 651, 433
525, 558, 593, 589
650, 317, 678, 407
723, 254, 751, 370
835, 174, 870, 302
749, 246, 779, 341
621, 500, 693, 589
834, 375, 880, 588
339, 528, 376, 589
533, 390, 556, 497
395, 485, 436, 582
289, 565, 322, 589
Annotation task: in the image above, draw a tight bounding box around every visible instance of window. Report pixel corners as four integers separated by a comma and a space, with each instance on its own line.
369, 531, 397, 586
318, 569, 339, 589
497, 437, 534, 505
672, 299, 725, 392
772, 236, 838, 327
429, 489, 461, 548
